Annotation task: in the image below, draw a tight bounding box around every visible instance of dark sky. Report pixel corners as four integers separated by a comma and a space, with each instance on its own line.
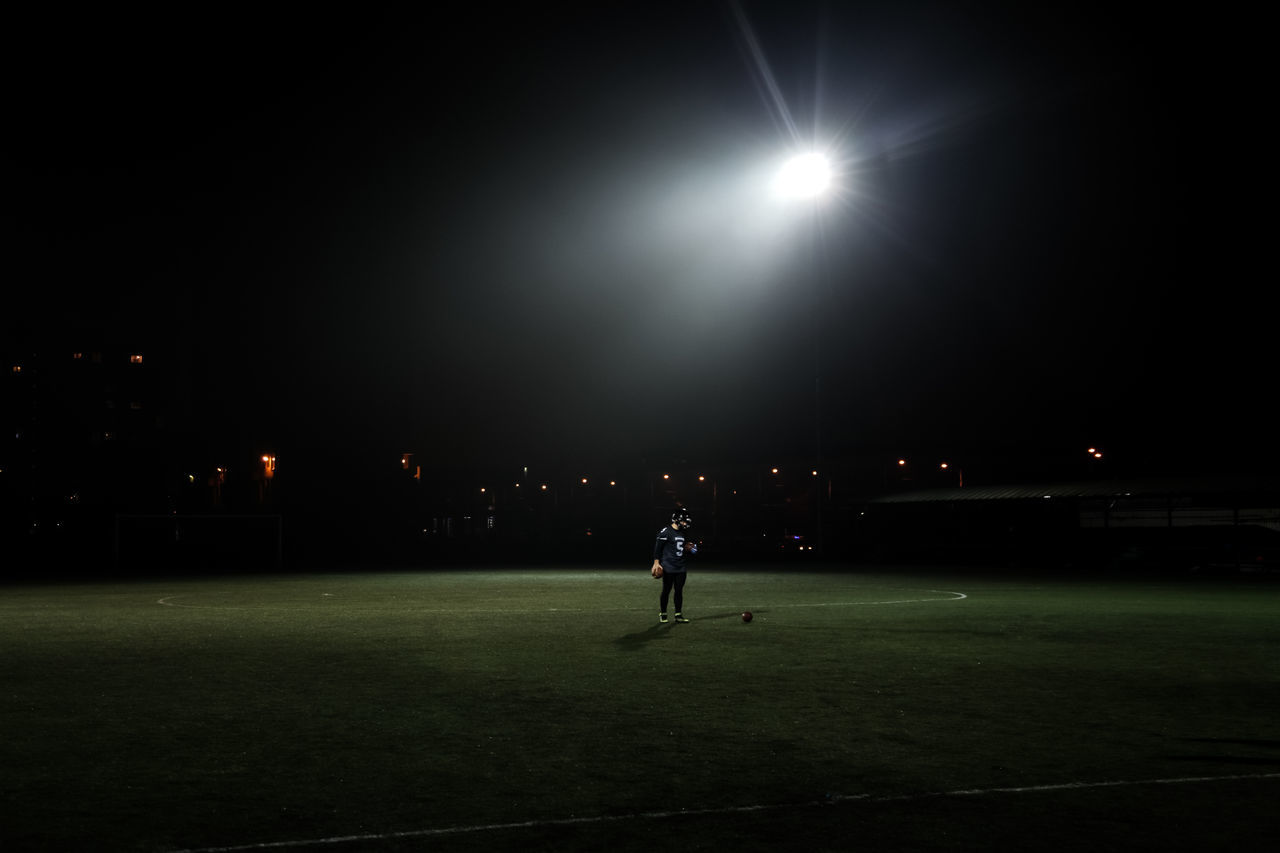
12, 3, 1269, 477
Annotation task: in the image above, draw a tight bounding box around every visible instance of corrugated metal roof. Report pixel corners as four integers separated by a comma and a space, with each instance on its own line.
869, 476, 1280, 505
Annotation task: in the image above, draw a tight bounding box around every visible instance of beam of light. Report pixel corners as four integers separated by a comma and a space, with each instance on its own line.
728, 3, 848, 216
730, 0, 800, 145
723, 0, 1029, 274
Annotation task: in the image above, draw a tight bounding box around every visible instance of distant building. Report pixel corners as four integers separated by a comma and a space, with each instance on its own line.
859, 477, 1280, 573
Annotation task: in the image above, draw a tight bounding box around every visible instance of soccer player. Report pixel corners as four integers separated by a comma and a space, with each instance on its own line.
652, 508, 694, 623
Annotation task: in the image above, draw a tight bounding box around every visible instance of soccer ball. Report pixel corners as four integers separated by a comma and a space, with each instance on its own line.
742, 611, 753, 622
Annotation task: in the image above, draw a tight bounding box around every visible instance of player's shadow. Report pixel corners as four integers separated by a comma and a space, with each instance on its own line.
614, 623, 676, 650
615, 611, 764, 648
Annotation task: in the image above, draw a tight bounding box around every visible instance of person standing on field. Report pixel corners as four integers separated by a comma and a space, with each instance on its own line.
652, 508, 694, 623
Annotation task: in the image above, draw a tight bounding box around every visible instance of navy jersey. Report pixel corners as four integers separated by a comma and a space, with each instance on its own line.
653, 526, 688, 573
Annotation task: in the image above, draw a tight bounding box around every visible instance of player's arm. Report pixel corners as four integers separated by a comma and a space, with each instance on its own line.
652, 529, 667, 568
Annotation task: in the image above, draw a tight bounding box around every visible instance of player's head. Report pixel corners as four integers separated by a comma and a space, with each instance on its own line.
671, 508, 692, 529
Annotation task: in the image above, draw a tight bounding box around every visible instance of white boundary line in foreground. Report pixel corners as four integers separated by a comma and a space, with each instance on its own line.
170, 772, 1280, 852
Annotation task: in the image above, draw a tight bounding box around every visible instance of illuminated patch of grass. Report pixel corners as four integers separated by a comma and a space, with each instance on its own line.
2, 569, 1278, 851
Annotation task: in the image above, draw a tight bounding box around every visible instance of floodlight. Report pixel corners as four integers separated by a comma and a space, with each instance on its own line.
774, 152, 832, 199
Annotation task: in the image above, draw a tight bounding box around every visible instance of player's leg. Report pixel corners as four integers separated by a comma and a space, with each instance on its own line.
659, 572, 674, 622
673, 573, 688, 621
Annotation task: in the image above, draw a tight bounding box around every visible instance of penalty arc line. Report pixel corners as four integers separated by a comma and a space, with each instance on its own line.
168, 772, 1280, 852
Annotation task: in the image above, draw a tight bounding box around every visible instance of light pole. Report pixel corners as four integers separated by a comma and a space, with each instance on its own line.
774, 150, 833, 553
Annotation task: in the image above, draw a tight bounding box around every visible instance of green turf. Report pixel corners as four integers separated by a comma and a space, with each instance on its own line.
2, 567, 1278, 851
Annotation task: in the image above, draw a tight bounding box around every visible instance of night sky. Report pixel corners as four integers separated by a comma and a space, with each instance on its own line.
12, 3, 1268, 480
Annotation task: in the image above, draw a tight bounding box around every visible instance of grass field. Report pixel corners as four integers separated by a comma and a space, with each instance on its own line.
3, 566, 1279, 852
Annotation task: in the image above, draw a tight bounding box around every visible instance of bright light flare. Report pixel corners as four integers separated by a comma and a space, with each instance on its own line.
773, 152, 832, 199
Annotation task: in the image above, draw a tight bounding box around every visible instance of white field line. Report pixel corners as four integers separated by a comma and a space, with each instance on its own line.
168, 772, 1280, 853
155, 590, 966, 612
772, 590, 967, 607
